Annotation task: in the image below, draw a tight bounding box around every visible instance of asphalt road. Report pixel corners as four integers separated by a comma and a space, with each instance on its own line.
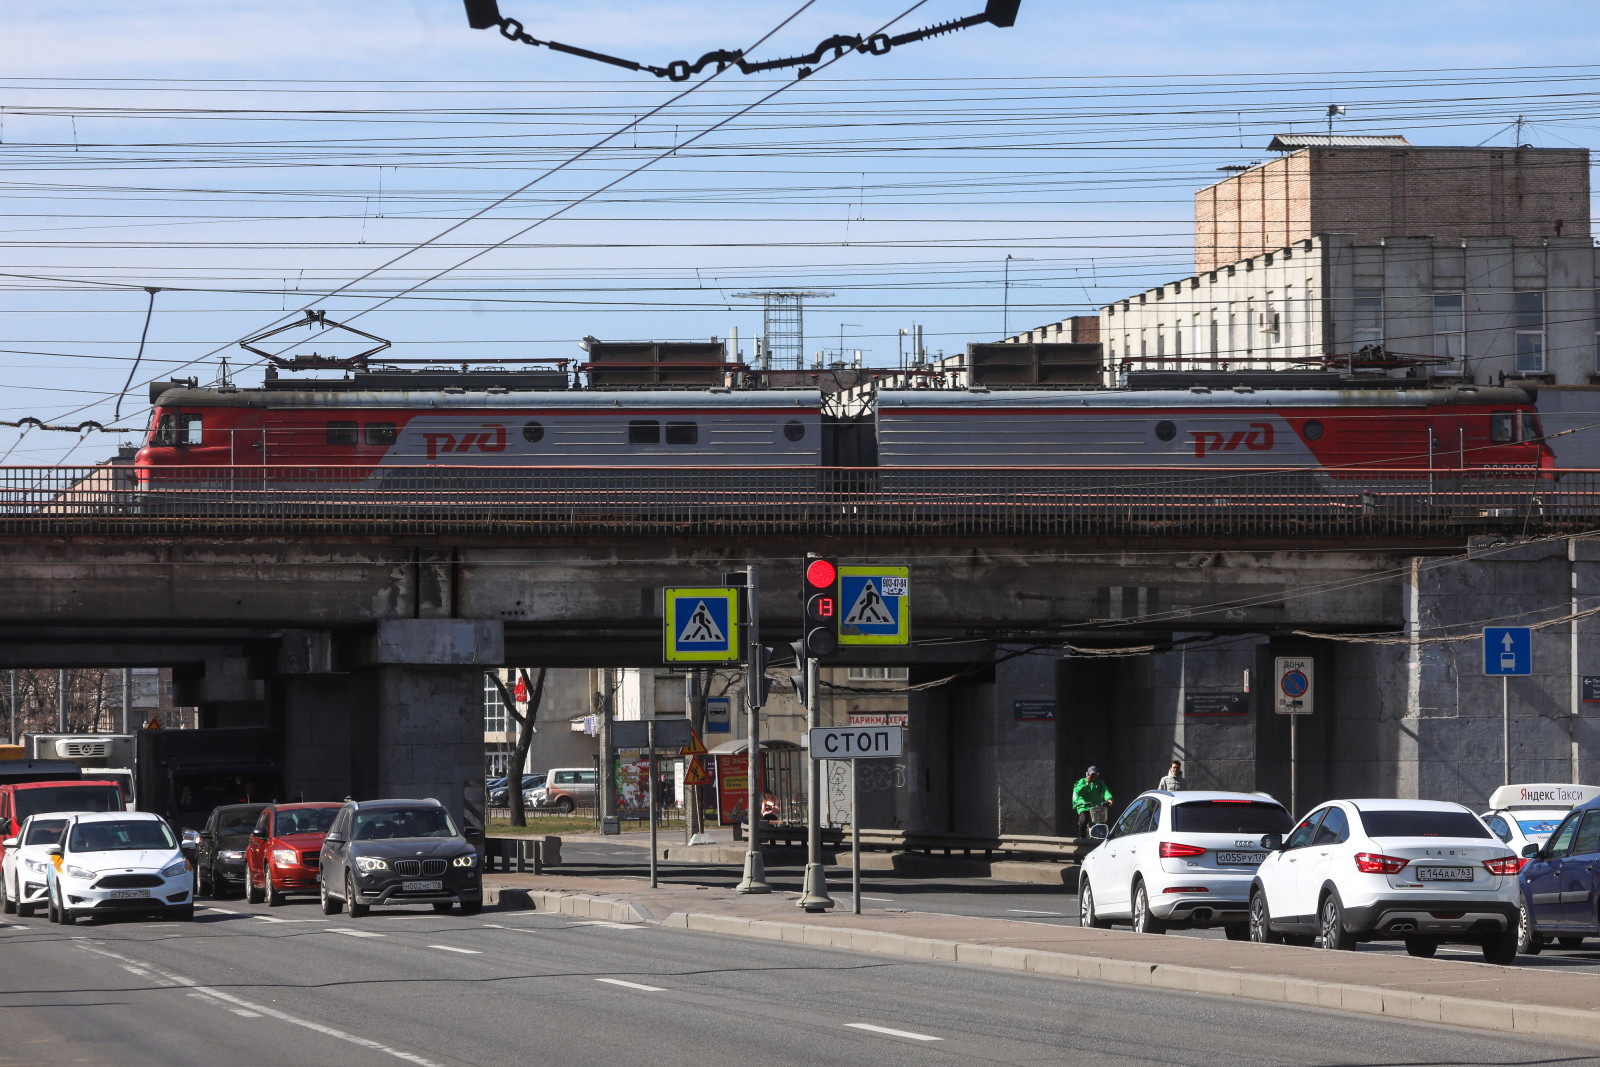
4, 894, 1598, 1067
561, 838, 1600, 969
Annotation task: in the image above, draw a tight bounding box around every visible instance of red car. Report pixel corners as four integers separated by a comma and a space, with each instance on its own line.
244, 802, 341, 907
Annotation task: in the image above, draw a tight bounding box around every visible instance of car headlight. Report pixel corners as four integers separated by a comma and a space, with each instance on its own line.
354, 856, 388, 872
272, 849, 299, 866
64, 865, 95, 881
24, 857, 47, 875
161, 860, 190, 879
451, 854, 476, 868
218, 849, 244, 861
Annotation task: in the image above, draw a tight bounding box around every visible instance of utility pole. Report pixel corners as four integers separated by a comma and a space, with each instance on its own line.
736, 564, 771, 894
8, 670, 16, 744
597, 668, 616, 823
121, 668, 131, 735
58, 668, 67, 731
796, 653, 833, 911
1003, 254, 1013, 337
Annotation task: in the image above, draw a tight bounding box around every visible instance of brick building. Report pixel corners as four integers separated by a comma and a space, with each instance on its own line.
1194, 136, 1589, 273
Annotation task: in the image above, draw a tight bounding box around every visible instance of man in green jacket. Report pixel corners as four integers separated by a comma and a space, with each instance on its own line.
1072, 766, 1114, 837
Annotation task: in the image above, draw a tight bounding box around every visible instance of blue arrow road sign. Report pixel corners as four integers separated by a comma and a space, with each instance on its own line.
1483, 626, 1532, 676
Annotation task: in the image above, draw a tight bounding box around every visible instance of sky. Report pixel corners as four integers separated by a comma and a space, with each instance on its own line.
1, 0, 1599, 462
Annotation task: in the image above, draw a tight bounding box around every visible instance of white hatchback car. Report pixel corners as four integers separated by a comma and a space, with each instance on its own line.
45, 811, 194, 925
1078, 790, 1294, 937
1248, 799, 1522, 963
1, 812, 74, 918
1480, 783, 1600, 858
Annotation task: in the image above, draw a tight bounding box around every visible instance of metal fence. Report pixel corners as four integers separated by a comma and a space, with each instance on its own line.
0, 464, 1592, 539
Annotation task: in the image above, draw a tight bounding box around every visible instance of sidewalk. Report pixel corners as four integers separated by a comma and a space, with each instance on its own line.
483, 869, 1600, 1044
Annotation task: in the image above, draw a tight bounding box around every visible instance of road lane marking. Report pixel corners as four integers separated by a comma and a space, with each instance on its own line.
231, 1009, 262, 1018
846, 1023, 941, 1042
860, 897, 894, 903
76, 943, 444, 1067
256, 916, 327, 924
428, 945, 480, 955
1007, 909, 1064, 916
569, 921, 638, 929
594, 978, 664, 992
199, 905, 237, 915
325, 928, 385, 938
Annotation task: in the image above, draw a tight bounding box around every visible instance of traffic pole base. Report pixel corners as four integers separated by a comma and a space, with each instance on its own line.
735, 850, 771, 894
796, 862, 835, 912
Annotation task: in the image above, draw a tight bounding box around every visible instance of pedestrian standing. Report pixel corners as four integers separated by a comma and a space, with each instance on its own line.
1072, 766, 1114, 837
1158, 760, 1185, 792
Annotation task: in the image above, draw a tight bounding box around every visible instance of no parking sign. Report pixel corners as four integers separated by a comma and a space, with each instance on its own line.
1274, 657, 1313, 716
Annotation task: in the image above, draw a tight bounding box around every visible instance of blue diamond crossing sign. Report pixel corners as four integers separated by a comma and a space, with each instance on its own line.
664, 588, 739, 663
837, 566, 910, 646
1483, 626, 1532, 676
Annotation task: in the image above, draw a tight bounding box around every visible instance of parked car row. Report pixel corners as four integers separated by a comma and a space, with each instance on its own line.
1076, 784, 1600, 966
488, 766, 595, 813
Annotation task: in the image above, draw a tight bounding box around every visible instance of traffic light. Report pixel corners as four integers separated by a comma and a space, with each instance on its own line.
789, 639, 809, 705
802, 554, 839, 658
748, 645, 775, 709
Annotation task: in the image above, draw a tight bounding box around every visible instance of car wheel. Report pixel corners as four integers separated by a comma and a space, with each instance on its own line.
175, 904, 195, 922
1483, 927, 1519, 965
265, 869, 283, 908
432, 902, 454, 914
1248, 891, 1282, 944
192, 864, 201, 900
1404, 937, 1438, 958
57, 887, 76, 926
1130, 881, 1165, 936
199, 863, 212, 899
245, 866, 264, 906
459, 900, 481, 916
346, 872, 369, 918
17, 900, 34, 919
1079, 880, 1110, 929
1558, 935, 1586, 949
46, 884, 59, 924
1318, 893, 1353, 951
320, 872, 343, 916
1516, 899, 1542, 955
2, 875, 14, 915
555, 797, 575, 814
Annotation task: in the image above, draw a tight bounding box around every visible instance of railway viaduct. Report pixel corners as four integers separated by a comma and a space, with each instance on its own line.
3, 467, 1598, 831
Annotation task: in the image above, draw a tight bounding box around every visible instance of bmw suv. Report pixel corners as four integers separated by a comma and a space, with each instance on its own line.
319, 799, 482, 917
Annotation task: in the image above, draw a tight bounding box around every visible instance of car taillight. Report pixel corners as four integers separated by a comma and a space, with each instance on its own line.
1354, 852, 1409, 874
1483, 855, 1524, 876
1158, 841, 1207, 859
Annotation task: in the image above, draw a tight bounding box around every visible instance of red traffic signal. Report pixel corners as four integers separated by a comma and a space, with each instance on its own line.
805, 557, 837, 590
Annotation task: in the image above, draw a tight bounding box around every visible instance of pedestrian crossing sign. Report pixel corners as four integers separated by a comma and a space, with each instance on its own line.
664, 587, 739, 662
837, 566, 910, 645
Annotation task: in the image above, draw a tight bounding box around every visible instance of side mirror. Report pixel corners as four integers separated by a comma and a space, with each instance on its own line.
325, 832, 345, 844
1259, 833, 1283, 852
1088, 823, 1110, 841
1521, 842, 1542, 859
45, 844, 62, 856
181, 829, 200, 849
1, 837, 17, 850
251, 828, 266, 839
463, 826, 483, 840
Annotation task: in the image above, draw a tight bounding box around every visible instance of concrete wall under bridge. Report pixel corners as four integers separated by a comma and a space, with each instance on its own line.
1, 535, 1596, 829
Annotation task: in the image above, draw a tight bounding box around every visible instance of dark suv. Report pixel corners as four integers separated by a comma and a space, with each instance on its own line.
319, 799, 482, 917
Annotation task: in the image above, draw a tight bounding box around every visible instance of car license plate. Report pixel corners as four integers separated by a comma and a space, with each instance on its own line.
108, 889, 150, 899
1215, 851, 1264, 865
403, 880, 443, 892
1416, 866, 1474, 881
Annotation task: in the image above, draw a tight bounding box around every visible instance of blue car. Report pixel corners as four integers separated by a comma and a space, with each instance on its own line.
1516, 794, 1600, 953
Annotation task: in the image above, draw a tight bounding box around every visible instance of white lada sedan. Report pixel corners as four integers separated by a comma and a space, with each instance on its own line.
1247, 799, 1522, 963
45, 811, 194, 924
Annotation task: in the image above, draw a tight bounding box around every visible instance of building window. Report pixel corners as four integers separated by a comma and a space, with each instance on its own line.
178, 414, 203, 446
1353, 289, 1384, 347
484, 675, 509, 735
1514, 291, 1545, 373
1432, 292, 1465, 368
847, 667, 909, 681
1209, 316, 1218, 360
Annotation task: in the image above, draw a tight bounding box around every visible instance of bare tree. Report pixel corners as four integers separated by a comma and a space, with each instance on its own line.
487, 668, 547, 828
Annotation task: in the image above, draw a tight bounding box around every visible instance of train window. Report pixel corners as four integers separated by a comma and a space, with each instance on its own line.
152, 414, 176, 446
1521, 412, 1543, 441
1302, 420, 1324, 441
364, 422, 397, 446
1154, 420, 1177, 442
522, 421, 544, 444
1490, 412, 1515, 444
178, 414, 203, 446
325, 421, 359, 446
664, 422, 698, 445
627, 420, 660, 444
784, 420, 806, 442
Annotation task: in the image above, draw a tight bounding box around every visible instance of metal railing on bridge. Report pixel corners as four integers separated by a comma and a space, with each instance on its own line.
0, 464, 1589, 539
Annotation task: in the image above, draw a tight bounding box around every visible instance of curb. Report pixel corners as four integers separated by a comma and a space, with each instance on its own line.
663, 911, 1600, 1044
484, 886, 653, 924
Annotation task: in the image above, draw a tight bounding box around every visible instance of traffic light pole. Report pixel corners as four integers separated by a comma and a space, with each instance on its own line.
797, 654, 834, 911
736, 564, 771, 894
